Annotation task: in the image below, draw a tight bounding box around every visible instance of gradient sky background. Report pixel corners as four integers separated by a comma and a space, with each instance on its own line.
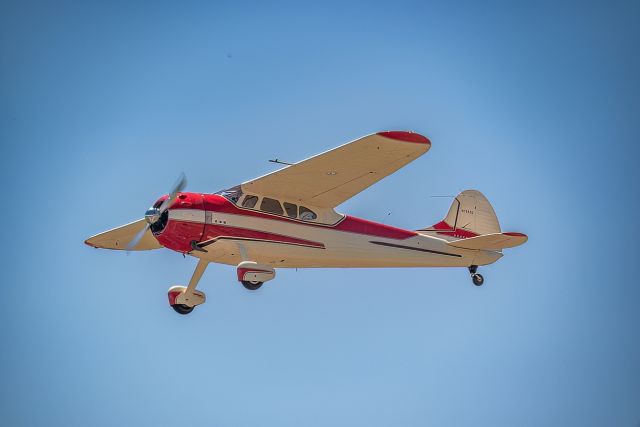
2, 1, 639, 426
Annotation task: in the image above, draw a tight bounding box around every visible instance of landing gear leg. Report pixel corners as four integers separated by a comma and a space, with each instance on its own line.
168, 259, 209, 314
469, 265, 484, 286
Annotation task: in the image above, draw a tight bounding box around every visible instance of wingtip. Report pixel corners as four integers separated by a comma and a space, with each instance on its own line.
503, 232, 528, 245
503, 232, 527, 238
377, 131, 431, 146
84, 238, 99, 248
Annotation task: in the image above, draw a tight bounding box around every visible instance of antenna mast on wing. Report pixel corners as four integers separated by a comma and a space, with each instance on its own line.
268, 158, 294, 166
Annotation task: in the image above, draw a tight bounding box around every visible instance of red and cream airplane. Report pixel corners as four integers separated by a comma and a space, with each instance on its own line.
85, 131, 527, 314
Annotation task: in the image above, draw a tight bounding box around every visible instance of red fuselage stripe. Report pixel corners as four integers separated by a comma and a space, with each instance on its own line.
200, 224, 325, 249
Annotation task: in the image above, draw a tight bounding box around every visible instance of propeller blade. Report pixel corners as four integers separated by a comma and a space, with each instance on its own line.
126, 173, 187, 254
126, 222, 150, 252
158, 172, 188, 213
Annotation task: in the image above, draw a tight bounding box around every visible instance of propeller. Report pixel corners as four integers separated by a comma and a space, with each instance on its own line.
126, 173, 188, 252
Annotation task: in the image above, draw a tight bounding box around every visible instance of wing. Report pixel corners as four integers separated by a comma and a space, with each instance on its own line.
85, 219, 163, 251
242, 131, 431, 208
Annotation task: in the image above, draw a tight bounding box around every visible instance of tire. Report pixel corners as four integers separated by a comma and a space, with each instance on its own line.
172, 304, 194, 315
472, 273, 484, 286
242, 280, 263, 291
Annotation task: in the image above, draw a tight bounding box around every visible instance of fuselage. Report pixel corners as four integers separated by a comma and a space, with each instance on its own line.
151, 192, 502, 269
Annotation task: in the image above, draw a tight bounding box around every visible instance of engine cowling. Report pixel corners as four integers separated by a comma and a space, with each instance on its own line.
154, 192, 205, 253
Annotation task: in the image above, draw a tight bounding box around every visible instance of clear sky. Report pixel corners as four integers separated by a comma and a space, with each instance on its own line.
2, 1, 639, 426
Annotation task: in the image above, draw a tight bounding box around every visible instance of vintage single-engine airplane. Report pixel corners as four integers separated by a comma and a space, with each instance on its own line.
85, 131, 527, 314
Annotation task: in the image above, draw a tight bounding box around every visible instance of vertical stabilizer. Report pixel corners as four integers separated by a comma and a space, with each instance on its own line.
419, 190, 501, 240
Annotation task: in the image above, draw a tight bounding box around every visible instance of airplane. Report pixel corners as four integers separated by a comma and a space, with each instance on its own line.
85, 131, 527, 314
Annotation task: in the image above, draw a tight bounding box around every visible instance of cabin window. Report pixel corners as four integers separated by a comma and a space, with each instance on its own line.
216, 185, 243, 204
283, 202, 297, 218
260, 197, 284, 215
299, 206, 317, 221
242, 195, 258, 209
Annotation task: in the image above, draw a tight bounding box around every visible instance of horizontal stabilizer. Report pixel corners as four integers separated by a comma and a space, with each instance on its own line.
447, 232, 528, 251
85, 219, 163, 251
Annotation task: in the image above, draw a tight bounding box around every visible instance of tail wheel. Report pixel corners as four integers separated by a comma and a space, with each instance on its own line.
242, 280, 263, 291
171, 304, 194, 315
472, 273, 484, 286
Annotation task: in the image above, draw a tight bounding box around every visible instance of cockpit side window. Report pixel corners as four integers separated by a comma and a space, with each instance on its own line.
299, 206, 317, 221
215, 185, 243, 204
283, 202, 297, 218
260, 197, 284, 215
242, 195, 258, 209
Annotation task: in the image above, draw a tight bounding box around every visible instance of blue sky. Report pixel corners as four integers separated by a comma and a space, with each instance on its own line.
2, 1, 639, 426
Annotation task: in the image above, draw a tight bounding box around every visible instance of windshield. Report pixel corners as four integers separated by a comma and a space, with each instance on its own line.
215, 185, 243, 204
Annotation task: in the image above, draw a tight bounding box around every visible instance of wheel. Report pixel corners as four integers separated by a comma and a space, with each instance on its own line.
472, 273, 484, 286
171, 304, 195, 315
242, 280, 263, 291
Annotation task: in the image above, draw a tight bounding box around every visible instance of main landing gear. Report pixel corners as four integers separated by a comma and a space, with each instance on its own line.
469, 265, 484, 286
237, 261, 275, 291
166, 259, 278, 314
168, 259, 208, 315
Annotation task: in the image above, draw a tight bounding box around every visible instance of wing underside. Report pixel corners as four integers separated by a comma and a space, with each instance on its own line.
242, 131, 431, 208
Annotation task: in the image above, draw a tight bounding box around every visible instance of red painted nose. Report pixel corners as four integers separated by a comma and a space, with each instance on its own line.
153, 192, 205, 253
